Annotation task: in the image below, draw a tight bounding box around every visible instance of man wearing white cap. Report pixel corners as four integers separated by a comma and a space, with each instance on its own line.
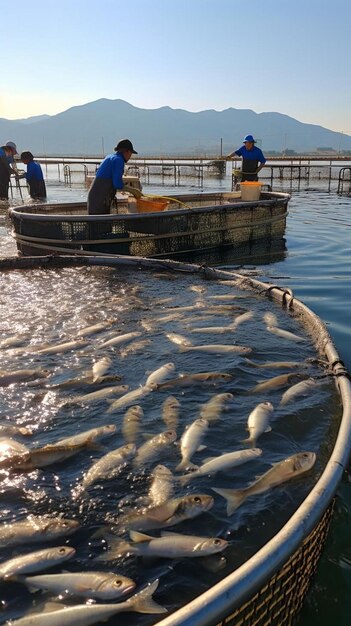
0, 141, 18, 199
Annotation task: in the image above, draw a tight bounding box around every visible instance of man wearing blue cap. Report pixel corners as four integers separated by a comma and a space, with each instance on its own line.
227, 135, 266, 181
87, 139, 140, 214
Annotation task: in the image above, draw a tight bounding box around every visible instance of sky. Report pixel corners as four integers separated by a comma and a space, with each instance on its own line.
0, 0, 350, 134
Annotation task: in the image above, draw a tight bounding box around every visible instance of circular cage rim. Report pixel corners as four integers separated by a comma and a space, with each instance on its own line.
0, 253, 350, 626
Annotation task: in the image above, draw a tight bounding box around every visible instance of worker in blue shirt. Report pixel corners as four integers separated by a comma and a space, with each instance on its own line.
19, 151, 47, 199
87, 139, 140, 214
0, 141, 18, 199
227, 134, 266, 181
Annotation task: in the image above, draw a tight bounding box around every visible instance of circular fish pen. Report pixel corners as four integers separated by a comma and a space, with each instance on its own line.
0, 254, 350, 626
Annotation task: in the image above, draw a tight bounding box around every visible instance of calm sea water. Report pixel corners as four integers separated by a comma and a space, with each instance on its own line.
1, 167, 351, 625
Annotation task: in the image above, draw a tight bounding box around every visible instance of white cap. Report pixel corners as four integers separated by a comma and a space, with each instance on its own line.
5, 141, 18, 154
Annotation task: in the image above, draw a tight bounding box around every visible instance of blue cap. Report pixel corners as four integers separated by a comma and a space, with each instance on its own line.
243, 134, 256, 143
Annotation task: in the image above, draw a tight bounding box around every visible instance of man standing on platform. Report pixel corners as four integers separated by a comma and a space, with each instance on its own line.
87, 139, 140, 214
227, 135, 266, 181
0, 141, 18, 200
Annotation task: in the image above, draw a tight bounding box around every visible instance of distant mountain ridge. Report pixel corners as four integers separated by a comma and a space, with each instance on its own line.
0, 99, 349, 156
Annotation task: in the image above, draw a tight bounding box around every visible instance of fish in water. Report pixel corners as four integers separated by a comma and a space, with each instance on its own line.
120, 339, 152, 358
3, 441, 91, 471
251, 373, 306, 393
7, 579, 166, 625
0, 335, 30, 349
0, 437, 29, 460
72, 384, 129, 405
157, 372, 233, 390
106, 385, 154, 413
165, 332, 193, 347
0, 425, 33, 437
98, 331, 142, 349
266, 326, 306, 342
148, 464, 175, 507
0, 546, 75, 580
263, 312, 278, 327
22, 570, 136, 601
117, 494, 214, 532
231, 311, 254, 330
243, 402, 274, 446
92, 356, 112, 383
189, 325, 237, 334
37, 339, 89, 355
199, 393, 234, 423
179, 448, 262, 485
0, 516, 79, 548
280, 378, 319, 406
162, 396, 180, 430
77, 320, 114, 338
189, 285, 207, 294
134, 430, 177, 467
245, 359, 305, 370
213, 451, 316, 515
122, 406, 143, 443
102, 530, 228, 560
180, 344, 252, 355
81, 443, 137, 490
145, 363, 175, 388
0, 369, 50, 386
54, 424, 117, 448
177, 418, 208, 471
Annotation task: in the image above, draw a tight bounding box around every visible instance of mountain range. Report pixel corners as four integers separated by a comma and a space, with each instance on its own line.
0, 99, 349, 156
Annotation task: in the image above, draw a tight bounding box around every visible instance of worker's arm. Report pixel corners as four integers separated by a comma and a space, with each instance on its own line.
111, 157, 125, 190
226, 148, 242, 160
123, 185, 142, 199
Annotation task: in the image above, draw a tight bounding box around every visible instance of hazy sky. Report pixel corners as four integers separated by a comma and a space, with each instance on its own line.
1, 0, 350, 134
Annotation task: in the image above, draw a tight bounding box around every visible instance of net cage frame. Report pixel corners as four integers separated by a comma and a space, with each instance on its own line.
8, 192, 290, 259
0, 253, 350, 626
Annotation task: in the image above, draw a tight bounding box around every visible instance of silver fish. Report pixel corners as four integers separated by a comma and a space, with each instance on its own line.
280, 378, 318, 406
118, 494, 214, 532
177, 418, 208, 471
77, 320, 113, 338
179, 448, 262, 485
7, 579, 166, 625
189, 326, 236, 334
23, 571, 136, 600
0, 516, 79, 547
189, 285, 207, 294
263, 312, 278, 327
92, 356, 112, 383
266, 326, 307, 342
165, 332, 193, 347
213, 451, 316, 515
231, 311, 254, 329
122, 406, 143, 443
245, 359, 304, 370
54, 424, 117, 447
162, 396, 180, 430
120, 339, 152, 358
199, 393, 234, 423
157, 372, 233, 390
73, 384, 129, 404
98, 331, 142, 349
251, 373, 305, 393
0, 335, 30, 349
180, 344, 252, 355
243, 402, 274, 446
104, 530, 227, 559
0, 546, 75, 580
134, 430, 177, 467
145, 363, 175, 388
37, 339, 89, 355
107, 385, 154, 413
82, 444, 137, 490
0, 437, 29, 460
0, 425, 33, 437
0, 369, 50, 386
148, 465, 175, 507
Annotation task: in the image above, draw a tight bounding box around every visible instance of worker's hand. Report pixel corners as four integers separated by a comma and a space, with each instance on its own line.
123, 185, 142, 199
225, 155, 234, 161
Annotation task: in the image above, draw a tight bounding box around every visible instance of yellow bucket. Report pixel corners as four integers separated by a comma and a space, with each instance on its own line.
136, 197, 170, 213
